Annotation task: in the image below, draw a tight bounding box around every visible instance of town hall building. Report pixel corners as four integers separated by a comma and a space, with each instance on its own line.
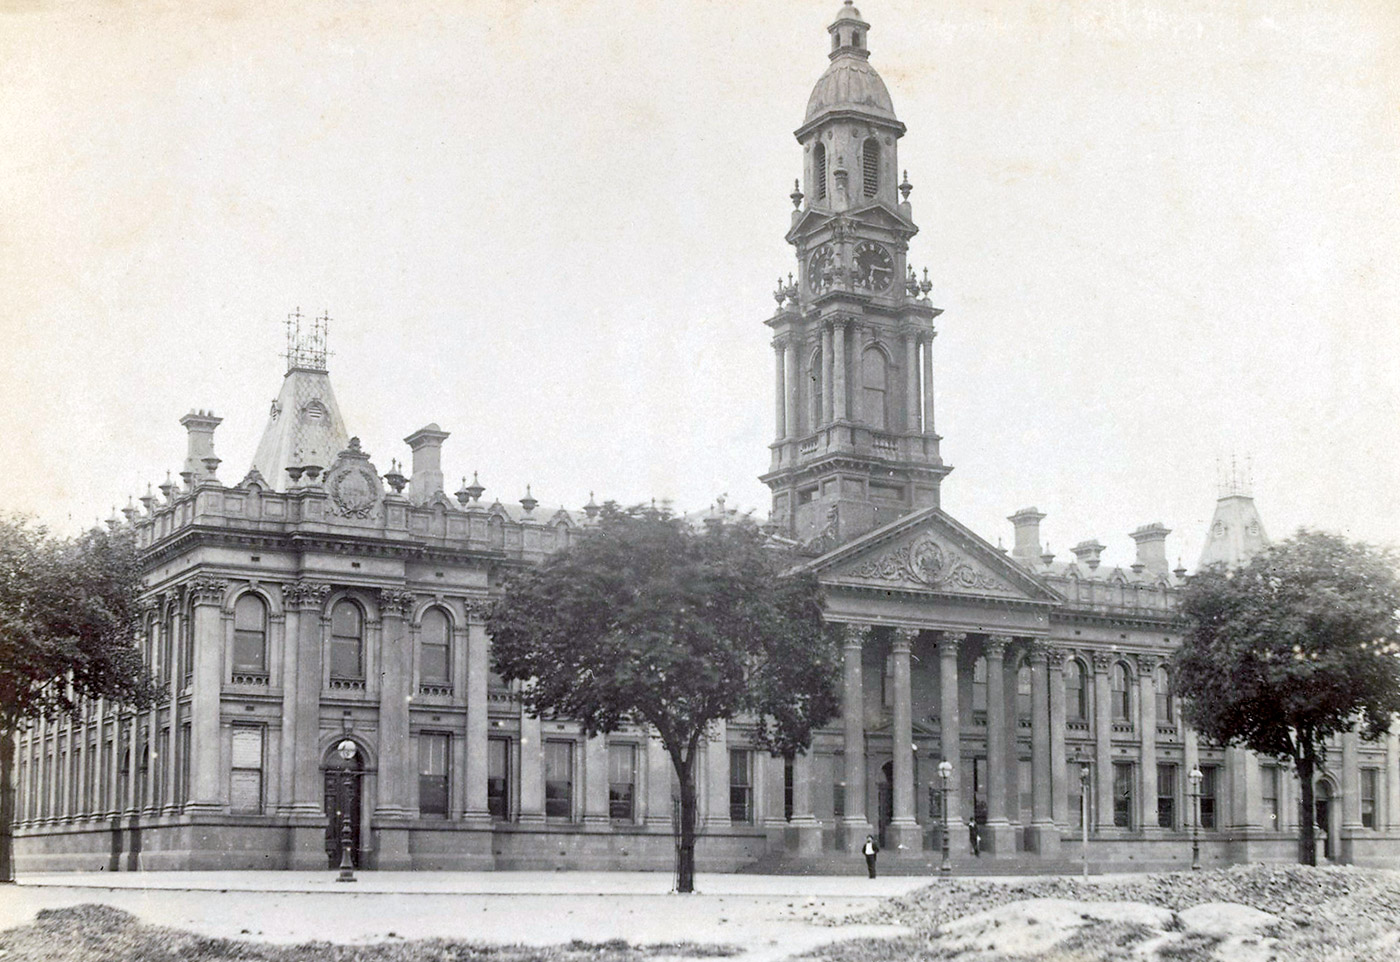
14, 1, 1399, 874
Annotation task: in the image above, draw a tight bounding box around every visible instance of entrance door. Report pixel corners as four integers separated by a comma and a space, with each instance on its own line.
324, 752, 363, 869
877, 761, 894, 848
1314, 781, 1333, 861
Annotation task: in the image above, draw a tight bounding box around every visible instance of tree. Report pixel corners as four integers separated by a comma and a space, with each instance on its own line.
486, 504, 838, 892
0, 516, 155, 882
1171, 530, 1400, 865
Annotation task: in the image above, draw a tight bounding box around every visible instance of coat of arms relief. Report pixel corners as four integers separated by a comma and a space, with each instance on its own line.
847, 534, 1011, 594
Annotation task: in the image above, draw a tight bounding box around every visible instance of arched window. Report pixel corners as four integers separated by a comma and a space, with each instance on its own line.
861, 348, 887, 429
1111, 662, 1132, 722
1065, 658, 1087, 721
330, 600, 364, 680
972, 656, 987, 712
1016, 660, 1032, 721
813, 142, 827, 201
862, 138, 880, 198
809, 347, 823, 429
1155, 665, 1172, 723
232, 594, 268, 676
420, 607, 451, 687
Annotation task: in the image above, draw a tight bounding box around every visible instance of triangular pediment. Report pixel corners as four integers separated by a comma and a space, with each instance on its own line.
785, 203, 917, 245
803, 506, 1062, 605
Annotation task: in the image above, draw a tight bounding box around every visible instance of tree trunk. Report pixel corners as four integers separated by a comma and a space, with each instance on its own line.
676, 757, 697, 893
1, 728, 15, 883
1296, 744, 1316, 866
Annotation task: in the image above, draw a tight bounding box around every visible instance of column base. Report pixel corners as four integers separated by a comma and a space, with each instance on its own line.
885, 819, 923, 854
375, 825, 411, 870
791, 817, 824, 855
983, 820, 1017, 855
840, 819, 876, 852
1027, 822, 1060, 858
289, 824, 330, 870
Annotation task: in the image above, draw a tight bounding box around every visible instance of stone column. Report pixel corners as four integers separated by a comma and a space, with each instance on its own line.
833, 319, 848, 420
1138, 655, 1158, 834
1092, 652, 1114, 832
1386, 727, 1399, 831
886, 628, 921, 853
789, 750, 822, 855
703, 721, 731, 831
784, 334, 800, 439
463, 615, 492, 824
1341, 729, 1361, 862
517, 704, 545, 824
921, 332, 936, 434
839, 625, 872, 849
583, 735, 611, 830
773, 341, 787, 440
1047, 649, 1069, 830
983, 635, 1014, 853
185, 578, 228, 813
1028, 647, 1058, 855
939, 631, 968, 856
821, 323, 834, 426
646, 735, 673, 831
904, 333, 920, 433
161, 607, 181, 815
283, 582, 328, 813
377, 590, 413, 819
761, 752, 787, 848
850, 324, 864, 423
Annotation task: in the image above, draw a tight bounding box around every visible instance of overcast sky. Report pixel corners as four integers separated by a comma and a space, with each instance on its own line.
2, 0, 1397, 571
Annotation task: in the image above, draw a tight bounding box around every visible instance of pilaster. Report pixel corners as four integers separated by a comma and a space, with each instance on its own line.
1138, 654, 1159, 835
517, 705, 545, 824
1027, 646, 1058, 856
185, 578, 228, 813
583, 734, 611, 830
839, 624, 872, 849
284, 581, 329, 818
463, 613, 492, 824
376, 589, 414, 821
1092, 651, 1114, 833
938, 631, 969, 856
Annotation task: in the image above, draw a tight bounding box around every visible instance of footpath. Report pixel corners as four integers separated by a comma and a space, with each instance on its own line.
0, 871, 929, 960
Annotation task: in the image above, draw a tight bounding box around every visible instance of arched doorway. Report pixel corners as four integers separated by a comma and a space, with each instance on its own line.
324, 741, 365, 869
1314, 779, 1335, 862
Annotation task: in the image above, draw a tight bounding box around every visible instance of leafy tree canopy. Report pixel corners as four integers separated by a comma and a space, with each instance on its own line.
0, 516, 154, 733
1173, 529, 1400, 758
486, 503, 839, 760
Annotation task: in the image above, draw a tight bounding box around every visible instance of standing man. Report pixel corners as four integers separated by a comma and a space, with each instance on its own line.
862, 835, 880, 878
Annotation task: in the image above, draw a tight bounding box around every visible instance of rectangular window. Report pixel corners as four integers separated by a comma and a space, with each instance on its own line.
1361, 769, 1378, 829
230, 727, 263, 814
101, 739, 112, 813
1199, 765, 1218, 830
177, 725, 190, 808
161, 620, 174, 685
330, 637, 362, 680
488, 737, 510, 820
1113, 762, 1133, 829
1157, 763, 1177, 829
18, 760, 27, 822
783, 757, 794, 822
84, 742, 96, 814
420, 642, 449, 686
728, 749, 753, 824
1018, 759, 1033, 823
544, 740, 573, 820
1262, 765, 1281, 828
418, 733, 449, 818
608, 743, 636, 822
181, 617, 194, 686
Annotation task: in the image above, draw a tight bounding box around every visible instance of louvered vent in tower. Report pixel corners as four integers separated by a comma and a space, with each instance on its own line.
862, 139, 879, 198
814, 142, 828, 201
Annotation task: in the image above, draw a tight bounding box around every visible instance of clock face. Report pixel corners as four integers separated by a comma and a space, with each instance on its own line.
807, 244, 837, 293
853, 241, 894, 293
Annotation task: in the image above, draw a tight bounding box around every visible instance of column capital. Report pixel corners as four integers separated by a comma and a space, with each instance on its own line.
1092, 650, 1116, 673
462, 598, 493, 623
939, 631, 965, 654
282, 580, 331, 611
187, 577, 228, 607
985, 634, 1012, 657
378, 588, 415, 618
892, 627, 917, 651
1136, 653, 1164, 676
1044, 646, 1067, 670
1026, 645, 1049, 667
831, 623, 863, 650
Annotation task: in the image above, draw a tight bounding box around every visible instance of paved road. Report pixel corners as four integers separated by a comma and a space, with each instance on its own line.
0, 872, 929, 960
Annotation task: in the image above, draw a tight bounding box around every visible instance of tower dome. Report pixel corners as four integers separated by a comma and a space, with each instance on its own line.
803, 0, 898, 126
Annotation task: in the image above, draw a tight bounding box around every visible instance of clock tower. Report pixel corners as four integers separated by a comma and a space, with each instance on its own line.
762, 1, 949, 549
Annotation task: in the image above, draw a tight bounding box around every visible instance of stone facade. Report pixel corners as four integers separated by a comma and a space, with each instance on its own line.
14, 1, 1400, 873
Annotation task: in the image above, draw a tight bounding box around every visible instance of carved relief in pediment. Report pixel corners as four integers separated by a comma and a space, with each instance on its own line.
841, 533, 1015, 595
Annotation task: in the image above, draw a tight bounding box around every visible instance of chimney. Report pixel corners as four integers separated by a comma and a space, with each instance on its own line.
1071, 539, 1105, 571
405, 423, 450, 504
1007, 507, 1046, 563
1130, 523, 1172, 576
179, 410, 222, 485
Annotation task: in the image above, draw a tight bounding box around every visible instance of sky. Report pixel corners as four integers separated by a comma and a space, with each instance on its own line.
1, 0, 1397, 572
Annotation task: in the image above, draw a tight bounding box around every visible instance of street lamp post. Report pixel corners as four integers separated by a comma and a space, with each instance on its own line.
938, 759, 953, 875
1073, 748, 1089, 878
1189, 766, 1203, 871
335, 739, 358, 883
